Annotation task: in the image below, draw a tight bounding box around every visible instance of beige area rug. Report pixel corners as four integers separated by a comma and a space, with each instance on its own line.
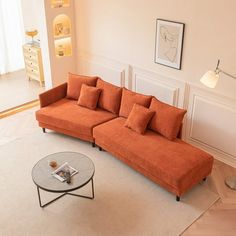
0, 109, 219, 236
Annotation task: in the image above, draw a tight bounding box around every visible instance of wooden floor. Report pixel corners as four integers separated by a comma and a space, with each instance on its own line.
183, 159, 236, 236
0, 100, 39, 119
0, 69, 44, 112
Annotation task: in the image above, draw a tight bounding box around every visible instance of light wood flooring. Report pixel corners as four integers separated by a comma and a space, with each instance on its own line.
0, 100, 39, 119
0, 69, 44, 112
183, 160, 236, 236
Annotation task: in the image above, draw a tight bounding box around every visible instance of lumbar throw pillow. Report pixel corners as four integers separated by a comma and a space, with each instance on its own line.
78, 84, 101, 110
96, 78, 122, 114
119, 88, 152, 118
124, 103, 155, 134
149, 97, 187, 140
67, 73, 98, 100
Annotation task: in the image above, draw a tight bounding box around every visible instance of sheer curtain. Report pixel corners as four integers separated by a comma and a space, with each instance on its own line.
0, 0, 25, 74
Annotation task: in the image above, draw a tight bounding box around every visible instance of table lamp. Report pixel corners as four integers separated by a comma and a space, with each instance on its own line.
25, 30, 38, 45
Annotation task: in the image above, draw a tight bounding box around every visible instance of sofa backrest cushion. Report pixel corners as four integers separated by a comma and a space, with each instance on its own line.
78, 84, 101, 110
67, 73, 98, 100
119, 88, 152, 118
96, 78, 122, 114
149, 97, 187, 140
124, 104, 155, 134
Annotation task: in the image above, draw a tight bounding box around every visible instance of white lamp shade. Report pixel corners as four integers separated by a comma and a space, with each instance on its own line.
200, 70, 219, 88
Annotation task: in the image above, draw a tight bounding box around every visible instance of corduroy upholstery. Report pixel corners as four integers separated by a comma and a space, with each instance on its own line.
78, 84, 101, 110
39, 83, 67, 108
96, 78, 122, 114
149, 97, 187, 140
124, 104, 155, 134
36, 77, 214, 199
36, 98, 117, 142
119, 88, 152, 118
93, 117, 214, 196
66, 73, 98, 100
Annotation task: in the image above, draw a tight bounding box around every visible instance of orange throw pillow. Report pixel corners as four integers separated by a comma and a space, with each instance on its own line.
78, 84, 101, 110
149, 97, 187, 140
119, 88, 152, 118
67, 73, 98, 100
125, 104, 155, 134
96, 78, 122, 114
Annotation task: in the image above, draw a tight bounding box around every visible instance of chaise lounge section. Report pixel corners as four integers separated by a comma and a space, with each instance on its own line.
93, 117, 213, 199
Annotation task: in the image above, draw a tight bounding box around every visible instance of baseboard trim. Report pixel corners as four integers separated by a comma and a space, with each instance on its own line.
0, 100, 39, 119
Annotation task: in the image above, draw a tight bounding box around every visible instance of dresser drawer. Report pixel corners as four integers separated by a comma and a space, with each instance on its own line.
26, 67, 39, 76
23, 44, 44, 86
25, 59, 39, 70
26, 64, 39, 73
23, 48, 37, 56
24, 53, 38, 62
23, 44, 39, 53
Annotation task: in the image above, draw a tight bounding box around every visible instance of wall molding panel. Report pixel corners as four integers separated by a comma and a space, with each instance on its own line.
77, 51, 129, 87
186, 85, 236, 167
131, 67, 187, 139
76, 52, 236, 168
131, 67, 186, 108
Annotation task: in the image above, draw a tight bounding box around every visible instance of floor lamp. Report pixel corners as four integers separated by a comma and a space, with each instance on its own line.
200, 59, 236, 190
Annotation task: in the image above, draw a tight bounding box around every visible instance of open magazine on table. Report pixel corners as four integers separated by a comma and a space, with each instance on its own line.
51, 162, 78, 182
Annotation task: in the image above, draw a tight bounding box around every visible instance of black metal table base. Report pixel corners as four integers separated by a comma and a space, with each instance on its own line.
37, 178, 94, 208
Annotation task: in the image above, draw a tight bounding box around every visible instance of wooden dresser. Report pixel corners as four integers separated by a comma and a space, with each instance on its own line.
23, 44, 44, 86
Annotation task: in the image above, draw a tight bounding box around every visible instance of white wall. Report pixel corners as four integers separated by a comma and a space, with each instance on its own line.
21, 0, 41, 43
74, 0, 236, 167
74, 0, 236, 98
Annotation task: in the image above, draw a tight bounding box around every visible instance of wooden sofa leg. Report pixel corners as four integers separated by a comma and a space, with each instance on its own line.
42, 128, 46, 133
92, 142, 95, 148
203, 177, 207, 181
176, 196, 180, 202
99, 147, 103, 151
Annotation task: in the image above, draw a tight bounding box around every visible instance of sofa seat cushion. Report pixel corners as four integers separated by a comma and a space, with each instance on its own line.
36, 98, 117, 140
93, 117, 213, 195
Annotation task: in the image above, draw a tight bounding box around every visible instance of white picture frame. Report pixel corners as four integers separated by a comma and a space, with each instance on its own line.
155, 19, 185, 70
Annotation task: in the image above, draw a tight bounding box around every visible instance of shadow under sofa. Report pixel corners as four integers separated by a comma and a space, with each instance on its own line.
35, 74, 214, 201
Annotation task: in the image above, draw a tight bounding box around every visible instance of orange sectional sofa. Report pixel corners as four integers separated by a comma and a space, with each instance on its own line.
36, 73, 214, 201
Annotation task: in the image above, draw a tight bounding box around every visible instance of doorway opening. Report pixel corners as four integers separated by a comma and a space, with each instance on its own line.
0, 0, 44, 113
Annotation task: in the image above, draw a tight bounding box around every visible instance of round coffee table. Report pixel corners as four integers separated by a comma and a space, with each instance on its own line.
32, 152, 95, 208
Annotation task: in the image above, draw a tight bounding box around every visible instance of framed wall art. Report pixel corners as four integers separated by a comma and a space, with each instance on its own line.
154, 19, 185, 70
